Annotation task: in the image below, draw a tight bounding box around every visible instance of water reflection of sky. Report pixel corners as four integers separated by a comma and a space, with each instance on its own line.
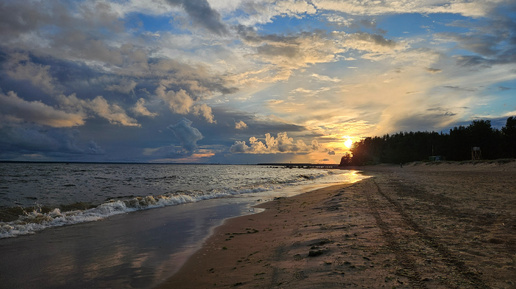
0, 200, 253, 289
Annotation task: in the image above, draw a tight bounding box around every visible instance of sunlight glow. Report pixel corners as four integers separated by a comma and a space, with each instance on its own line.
344, 138, 353, 149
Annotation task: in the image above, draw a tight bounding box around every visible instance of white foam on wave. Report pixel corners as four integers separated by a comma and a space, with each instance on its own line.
0, 171, 335, 239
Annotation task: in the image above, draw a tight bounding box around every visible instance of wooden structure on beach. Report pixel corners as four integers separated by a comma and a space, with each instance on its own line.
258, 163, 339, 169
471, 147, 482, 160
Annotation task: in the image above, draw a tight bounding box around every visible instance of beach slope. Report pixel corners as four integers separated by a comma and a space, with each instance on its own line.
158, 161, 516, 289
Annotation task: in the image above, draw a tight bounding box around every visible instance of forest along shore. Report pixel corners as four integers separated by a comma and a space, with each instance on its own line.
158, 161, 516, 289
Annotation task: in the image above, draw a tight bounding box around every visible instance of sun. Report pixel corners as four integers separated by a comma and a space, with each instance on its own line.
344, 138, 353, 149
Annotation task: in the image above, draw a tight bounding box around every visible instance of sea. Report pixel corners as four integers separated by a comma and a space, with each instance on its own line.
0, 162, 366, 288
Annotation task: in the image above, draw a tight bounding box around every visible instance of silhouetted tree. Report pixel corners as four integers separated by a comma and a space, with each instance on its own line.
339, 153, 352, 166
502, 116, 516, 158
468, 120, 502, 159
349, 117, 514, 165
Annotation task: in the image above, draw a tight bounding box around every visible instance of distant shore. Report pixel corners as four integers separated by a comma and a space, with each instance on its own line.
158, 160, 516, 288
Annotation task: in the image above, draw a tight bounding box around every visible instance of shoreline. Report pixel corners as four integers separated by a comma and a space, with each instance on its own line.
158, 161, 516, 288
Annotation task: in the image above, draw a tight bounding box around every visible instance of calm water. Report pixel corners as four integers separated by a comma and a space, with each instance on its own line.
0, 163, 367, 288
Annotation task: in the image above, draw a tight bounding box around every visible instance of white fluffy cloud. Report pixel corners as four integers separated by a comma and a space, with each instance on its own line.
155, 80, 217, 123
156, 86, 194, 115
235, 120, 247, 129
230, 132, 319, 154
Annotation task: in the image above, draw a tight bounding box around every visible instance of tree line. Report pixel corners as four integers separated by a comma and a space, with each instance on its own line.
340, 117, 516, 166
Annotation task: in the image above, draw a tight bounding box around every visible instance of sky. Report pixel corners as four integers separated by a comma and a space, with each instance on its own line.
1, 0, 515, 164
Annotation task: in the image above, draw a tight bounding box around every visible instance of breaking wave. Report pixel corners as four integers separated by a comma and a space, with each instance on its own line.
0, 172, 333, 239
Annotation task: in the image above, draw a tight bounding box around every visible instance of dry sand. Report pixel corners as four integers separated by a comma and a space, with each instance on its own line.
157, 161, 516, 289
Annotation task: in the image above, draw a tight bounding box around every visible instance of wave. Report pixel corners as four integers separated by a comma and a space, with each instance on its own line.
0, 171, 333, 239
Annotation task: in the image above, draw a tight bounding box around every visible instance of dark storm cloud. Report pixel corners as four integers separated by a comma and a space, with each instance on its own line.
2, 52, 58, 95
166, 0, 228, 35
168, 118, 203, 152
0, 45, 238, 125
0, 1, 123, 62
0, 124, 103, 158
0, 1, 67, 37
87, 140, 105, 155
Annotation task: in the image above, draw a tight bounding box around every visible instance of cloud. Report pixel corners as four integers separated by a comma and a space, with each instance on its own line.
3, 53, 58, 94
105, 79, 138, 94
108, 0, 175, 17
151, 59, 238, 95
155, 77, 219, 123
238, 27, 343, 67
88, 96, 140, 127
156, 86, 194, 114
132, 98, 158, 117
230, 132, 319, 154
230, 0, 317, 26
233, 25, 405, 86
435, 5, 516, 68
0, 124, 100, 157
426, 68, 442, 74
393, 111, 459, 132
56, 94, 140, 127
168, 118, 203, 151
0, 0, 514, 164
0, 1, 125, 66
337, 32, 405, 61
311, 73, 341, 83
312, 0, 499, 17
346, 33, 396, 50
193, 103, 216, 124
0, 1, 69, 38
0, 91, 84, 127
87, 140, 105, 155
236, 26, 345, 81
235, 120, 248, 130
165, 0, 228, 35
438, 32, 501, 57
454, 55, 493, 67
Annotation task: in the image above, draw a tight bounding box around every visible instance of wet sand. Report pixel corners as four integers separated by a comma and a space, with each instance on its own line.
0, 199, 255, 289
158, 161, 516, 289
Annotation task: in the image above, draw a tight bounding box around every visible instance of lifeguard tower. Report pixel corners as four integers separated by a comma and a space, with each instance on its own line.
471, 147, 482, 160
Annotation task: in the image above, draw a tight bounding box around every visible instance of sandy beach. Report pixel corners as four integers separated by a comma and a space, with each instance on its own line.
158, 161, 516, 289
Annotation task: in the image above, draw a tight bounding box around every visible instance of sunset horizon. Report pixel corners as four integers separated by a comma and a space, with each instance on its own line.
1, 0, 515, 164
